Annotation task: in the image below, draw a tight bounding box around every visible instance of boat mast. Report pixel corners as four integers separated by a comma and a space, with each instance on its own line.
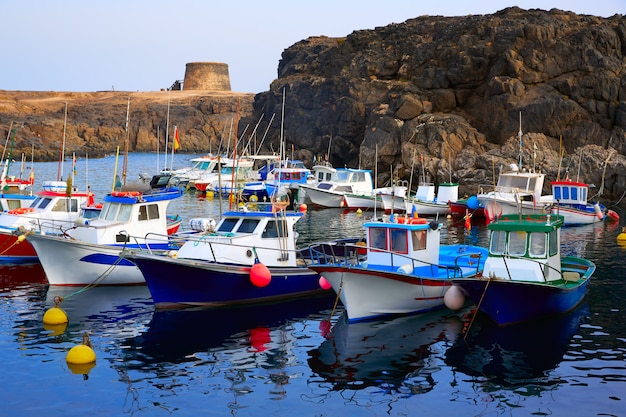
122, 96, 130, 186
518, 111, 523, 171
58, 102, 68, 181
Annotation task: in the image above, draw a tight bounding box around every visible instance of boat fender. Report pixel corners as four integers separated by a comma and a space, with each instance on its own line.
443, 285, 466, 311
594, 203, 603, 220
429, 221, 440, 230
75, 218, 90, 227
397, 264, 414, 274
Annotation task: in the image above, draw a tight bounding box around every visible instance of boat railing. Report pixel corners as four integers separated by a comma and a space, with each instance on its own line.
300, 240, 484, 279
495, 254, 568, 283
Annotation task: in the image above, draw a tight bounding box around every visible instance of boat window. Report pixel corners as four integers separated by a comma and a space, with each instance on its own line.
138, 206, 148, 221
571, 187, 578, 200
51, 198, 79, 213
39, 198, 52, 209
508, 231, 527, 256
148, 204, 159, 220
549, 230, 558, 256
369, 227, 387, 251
528, 232, 546, 258
7, 200, 22, 211
262, 220, 288, 238
104, 203, 119, 221
335, 185, 352, 193
138, 204, 160, 221
218, 218, 238, 232
117, 204, 132, 222
237, 219, 259, 233
489, 230, 506, 255
563, 187, 569, 199
390, 229, 408, 253
554, 186, 562, 200
411, 230, 427, 251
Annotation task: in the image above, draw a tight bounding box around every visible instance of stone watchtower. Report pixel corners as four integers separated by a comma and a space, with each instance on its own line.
183, 62, 231, 91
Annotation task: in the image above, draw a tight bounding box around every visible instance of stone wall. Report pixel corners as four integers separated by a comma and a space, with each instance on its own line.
183, 62, 231, 91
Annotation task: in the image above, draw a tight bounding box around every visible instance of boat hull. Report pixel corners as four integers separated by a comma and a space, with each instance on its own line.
311, 266, 451, 322
28, 234, 148, 285
126, 251, 325, 308
405, 200, 450, 216
0, 231, 38, 264
452, 275, 590, 326
301, 186, 346, 208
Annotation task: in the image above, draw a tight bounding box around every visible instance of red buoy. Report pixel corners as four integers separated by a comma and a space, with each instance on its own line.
250, 262, 271, 287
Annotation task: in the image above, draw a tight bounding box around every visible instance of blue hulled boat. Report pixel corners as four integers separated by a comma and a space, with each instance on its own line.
447, 213, 595, 326
124, 202, 325, 308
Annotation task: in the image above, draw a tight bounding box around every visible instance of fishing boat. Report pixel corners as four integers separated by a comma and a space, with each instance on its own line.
548, 178, 618, 225
295, 162, 336, 205
123, 201, 326, 308
378, 182, 409, 213
301, 214, 488, 322
404, 181, 459, 216
26, 174, 183, 285
475, 165, 550, 222
446, 213, 596, 326
192, 157, 255, 194
298, 168, 375, 208
448, 196, 485, 218
163, 154, 225, 188
0, 181, 94, 264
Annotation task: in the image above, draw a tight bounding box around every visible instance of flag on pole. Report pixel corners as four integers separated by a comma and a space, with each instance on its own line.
174, 127, 180, 151
72, 153, 77, 177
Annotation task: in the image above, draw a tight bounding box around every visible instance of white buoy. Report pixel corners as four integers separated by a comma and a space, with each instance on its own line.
444, 285, 466, 311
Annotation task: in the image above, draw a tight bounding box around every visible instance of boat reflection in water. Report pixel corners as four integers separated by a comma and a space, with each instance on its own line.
445, 301, 590, 384
126, 293, 338, 364
0, 263, 47, 287
43, 285, 154, 336
308, 310, 462, 393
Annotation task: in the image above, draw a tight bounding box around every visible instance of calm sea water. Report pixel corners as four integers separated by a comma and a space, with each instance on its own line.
1, 153, 625, 416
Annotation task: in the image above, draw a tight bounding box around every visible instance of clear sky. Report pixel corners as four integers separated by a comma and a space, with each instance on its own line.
1, 0, 623, 94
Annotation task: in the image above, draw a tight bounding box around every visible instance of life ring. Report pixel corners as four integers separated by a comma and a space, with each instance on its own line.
8, 207, 36, 215
396, 217, 406, 224
409, 217, 427, 224
111, 191, 142, 198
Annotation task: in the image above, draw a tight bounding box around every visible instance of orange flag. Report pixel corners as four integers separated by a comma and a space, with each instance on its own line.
174, 127, 180, 151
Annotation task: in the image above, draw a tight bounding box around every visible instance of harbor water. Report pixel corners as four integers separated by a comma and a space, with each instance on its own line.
1, 153, 624, 416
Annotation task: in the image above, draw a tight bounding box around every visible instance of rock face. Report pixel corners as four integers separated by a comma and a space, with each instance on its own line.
0, 90, 254, 161
2, 7, 626, 202
241, 7, 626, 201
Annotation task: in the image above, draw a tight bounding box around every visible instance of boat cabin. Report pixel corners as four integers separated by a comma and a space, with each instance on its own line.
483, 213, 564, 282
494, 171, 546, 203
177, 203, 304, 267
551, 180, 588, 205
364, 217, 442, 270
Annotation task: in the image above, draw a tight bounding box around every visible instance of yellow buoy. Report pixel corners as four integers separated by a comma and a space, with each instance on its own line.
617, 227, 626, 242
43, 296, 68, 325
66, 332, 96, 365
43, 307, 68, 325
356, 208, 362, 216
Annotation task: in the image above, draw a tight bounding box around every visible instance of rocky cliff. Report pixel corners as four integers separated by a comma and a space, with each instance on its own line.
0, 90, 254, 161
243, 7, 626, 202
2, 7, 626, 202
